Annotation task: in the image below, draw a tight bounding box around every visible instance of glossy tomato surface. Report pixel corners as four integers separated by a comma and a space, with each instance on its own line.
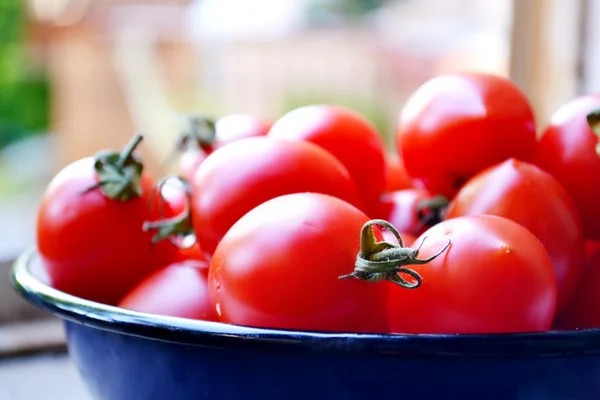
268, 105, 386, 216
179, 114, 270, 182
533, 94, 600, 240
191, 137, 362, 255
388, 215, 557, 334
37, 157, 178, 305
208, 193, 388, 333
118, 259, 217, 321
445, 159, 584, 311
397, 72, 536, 197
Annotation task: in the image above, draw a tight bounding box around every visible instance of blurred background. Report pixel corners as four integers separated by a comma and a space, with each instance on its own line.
0, 0, 598, 363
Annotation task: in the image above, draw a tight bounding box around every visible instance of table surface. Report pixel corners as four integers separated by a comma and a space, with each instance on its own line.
0, 352, 92, 400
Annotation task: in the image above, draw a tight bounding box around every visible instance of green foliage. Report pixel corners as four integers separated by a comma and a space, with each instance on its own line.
0, 0, 50, 149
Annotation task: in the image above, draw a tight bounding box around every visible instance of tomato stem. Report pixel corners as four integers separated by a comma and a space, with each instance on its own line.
82, 134, 145, 201
143, 176, 196, 247
339, 219, 451, 289
586, 107, 600, 156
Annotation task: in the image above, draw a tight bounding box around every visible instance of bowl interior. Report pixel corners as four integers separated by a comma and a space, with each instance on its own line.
11, 248, 600, 358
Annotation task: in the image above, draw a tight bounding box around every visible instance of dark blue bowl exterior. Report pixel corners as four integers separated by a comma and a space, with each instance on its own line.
66, 320, 600, 400
11, 249, 600, 400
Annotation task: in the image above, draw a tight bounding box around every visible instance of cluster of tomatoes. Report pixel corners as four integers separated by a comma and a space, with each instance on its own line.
35, 72, 600, 335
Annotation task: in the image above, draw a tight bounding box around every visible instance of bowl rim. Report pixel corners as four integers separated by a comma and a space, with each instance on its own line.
11, 248, 600, 358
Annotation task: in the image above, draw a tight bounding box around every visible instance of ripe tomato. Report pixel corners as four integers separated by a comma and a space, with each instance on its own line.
533, 94, 600, 240
554, 249, 600, 330
178, 113, 271, 182
396, 72, 536, 197
118, 259, 217, 321
388, 215, 557, 334
585, 240, 600, 261
383, 154, 414, 192
209, 193, 388, 333
375, 188, 446, 238
268, 105, 386, 216
36, 135, 179, 305
445, 159, 584, 311
191, 137, 363, 255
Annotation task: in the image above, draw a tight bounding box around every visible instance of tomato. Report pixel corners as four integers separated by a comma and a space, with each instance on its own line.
533, 94, 600, 240
445, 159, 584, 311
554, 249, 600, 329
178, 114, 271, 182
396, 72, 537, 197
383, 154, 414, 192
191, 136, 363, 255
388, 215, 557, 334
208, 193, 388, 333
586, 240, 600, 261
36, 135, 179, 305
268, 105, 386, 216
375, 188, 445, 238
118, 259, 217, 321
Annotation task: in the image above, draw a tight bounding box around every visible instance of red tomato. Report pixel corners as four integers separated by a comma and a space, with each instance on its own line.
445, 159, 584, 311
586, 240, 600, 261
178, 114, 270, 182
268, 105, 386, 216
383, 154, 414, 192
376, 188, 445, 237
36, 136, 179, 305
191, 136, 363, 255
209, 193, 388, 333
533, 94, 600, 240
554, 249, 600, 329
396, 72, 536, 197
118, 259, 217, 321
388, 215, 557, 334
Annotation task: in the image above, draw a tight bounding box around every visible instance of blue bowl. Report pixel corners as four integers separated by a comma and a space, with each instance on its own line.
11, 249, 600, 400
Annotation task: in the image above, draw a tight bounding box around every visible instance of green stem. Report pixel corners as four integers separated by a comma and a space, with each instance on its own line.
116, 134, 144, 169
143, 176, 196, 247
339, 219, 451, 289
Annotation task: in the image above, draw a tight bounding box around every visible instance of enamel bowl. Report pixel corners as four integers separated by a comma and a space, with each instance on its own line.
11, 249, 600, 400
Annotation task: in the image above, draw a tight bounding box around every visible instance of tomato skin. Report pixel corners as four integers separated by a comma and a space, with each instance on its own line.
533, 94, 600, 240
375, 189, 434, 237
212, 114, 271, 150
445, 159, 584, 311
383, 154, 414, 192
388, 215, 557, 334
396, 72, 536, 197
209, 193, 388, 333
178, 114, 270, 182
118, 259, 217, 321
37, 157, 179, 305
554, 250, 600, 329
190, 137, 363, 255
268, 105, 386, 216
585, 240, 600, 261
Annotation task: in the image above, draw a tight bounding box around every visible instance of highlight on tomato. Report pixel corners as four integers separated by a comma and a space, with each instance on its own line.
396, 72, 537, 198
268, 104, 387, 216
190, 136, 363, 255
36, 135, 180, 305
533, 94, 600, 241
386, 215, 557, 334
445, 158, 584, 311
208, 192, 388, 333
